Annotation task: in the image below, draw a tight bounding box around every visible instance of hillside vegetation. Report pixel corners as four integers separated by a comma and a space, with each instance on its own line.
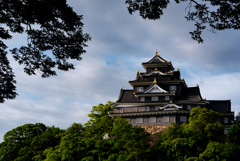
0, 101, 239, 161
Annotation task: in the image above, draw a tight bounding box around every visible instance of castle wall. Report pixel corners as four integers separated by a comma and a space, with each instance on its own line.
128, 115, 176, 126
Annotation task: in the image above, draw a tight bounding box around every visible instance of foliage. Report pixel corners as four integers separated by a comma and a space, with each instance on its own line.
227, 123, 240, 145
198, 142, 239, 161
106, 117, 151, 161
44, 101, 151, 161
125, 0, 240, 43
0, 0, 91, 102
0, 123, 64, 161
84, 101, 113, 128
44, 123, 85, 161
154, 107, 225, 160
45, 102, 114, 161
81, 101, 114, 160
2, 105, 240, 161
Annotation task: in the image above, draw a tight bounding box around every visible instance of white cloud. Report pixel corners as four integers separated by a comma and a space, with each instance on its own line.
1, 0, 239, 142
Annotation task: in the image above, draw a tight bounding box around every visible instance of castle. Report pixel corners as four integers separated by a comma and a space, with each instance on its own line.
109, 52, 234, 134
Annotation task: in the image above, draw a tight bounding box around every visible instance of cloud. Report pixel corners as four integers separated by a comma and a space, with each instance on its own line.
1, 0, 239, 142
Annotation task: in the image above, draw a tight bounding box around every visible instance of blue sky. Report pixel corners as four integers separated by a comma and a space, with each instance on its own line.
1, 0, 240, 142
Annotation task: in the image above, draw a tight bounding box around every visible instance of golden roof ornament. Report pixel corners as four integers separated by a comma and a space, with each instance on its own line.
141, 62, 143, 65
155, 68, 157, 70
155, 50, 158, 56
196, 84, 199, 87
128, 80, 129, 83
181, 78, 185, 80
178, 68, 180, 72
204, 98, 206, 100
121, 86, 123, 90
153, 78, 157, 83
134, 92, 135, 94
170, 100, 172, 103
174, 108, 176, 110
137, 70, 140, 74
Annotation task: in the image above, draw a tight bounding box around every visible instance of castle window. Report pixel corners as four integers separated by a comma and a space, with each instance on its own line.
170, 85, 176, 91
180, 116, 187, 122
137, 87, 144, 92
224, 128, 229, 134
224, 117, 228, 123
134, 107, 138, 112
146, 106, 150, 111
150, 117, 156, 123
140, 97, 145, 101
152, 96, 158, 101
197, 105, 201, 108
155, 106, 158, 110
163, 116, 169, 122
120, 108, 123, 113
187, 105, 191, 110
137, 117, 143, 123
165, 96, 170, 101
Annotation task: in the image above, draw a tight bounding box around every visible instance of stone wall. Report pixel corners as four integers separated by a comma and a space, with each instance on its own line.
143, 125, 168, 135
143, 125, 168, 146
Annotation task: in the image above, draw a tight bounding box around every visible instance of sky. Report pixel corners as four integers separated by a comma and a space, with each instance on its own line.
1, 0, 240, 142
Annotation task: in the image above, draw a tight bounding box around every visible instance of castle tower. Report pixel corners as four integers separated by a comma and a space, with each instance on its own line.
110, 52, 233, 133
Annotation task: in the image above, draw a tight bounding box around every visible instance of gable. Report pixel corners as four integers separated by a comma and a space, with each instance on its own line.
144, 84, 168, 93
149, 56, 166, 63
159, 103, 183, 111
144, 70, 172, 76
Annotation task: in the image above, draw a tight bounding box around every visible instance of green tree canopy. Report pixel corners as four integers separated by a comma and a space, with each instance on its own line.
2, 105, 239, 161
44, 101, 152, 161
154, 107, 225, 160
44, 123, 86, 161
45, 102, 114, 161
0, 0, 91, 103
0, 123, 65, 161
227, 123, 240, 146
198, 142, 239, 161
125, 0, 240, 43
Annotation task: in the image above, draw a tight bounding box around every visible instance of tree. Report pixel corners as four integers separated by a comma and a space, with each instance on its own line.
45, 101, 151, 161
227, 123, 240, 146
125, 0, 240, 43
44, 102, 114, 161
106, 117, 151, 161
153, 107, 225, 160
82, 101, 115, 161
198, 142, 239, 161
0, 0, 91, 103
0, 123, 65, 161
44, 123, 86, 161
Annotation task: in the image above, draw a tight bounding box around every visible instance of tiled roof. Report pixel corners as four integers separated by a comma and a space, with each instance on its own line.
174, 87, 202, 102
146, 54, 167, 63
208, 100, 231, 113
118, 90, 138, 103
118, 87, 203, 103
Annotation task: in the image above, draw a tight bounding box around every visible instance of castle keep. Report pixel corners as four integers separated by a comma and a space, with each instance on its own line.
109, 52, 234, 133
